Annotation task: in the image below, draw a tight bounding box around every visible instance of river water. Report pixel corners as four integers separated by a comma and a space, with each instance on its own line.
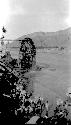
10, 48, 71, 105
33, 50, 71, 105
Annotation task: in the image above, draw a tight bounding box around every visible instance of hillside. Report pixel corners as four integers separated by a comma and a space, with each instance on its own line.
7, 27, 71, 49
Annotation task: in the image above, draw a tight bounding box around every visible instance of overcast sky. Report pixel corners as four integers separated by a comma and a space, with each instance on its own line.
3, 0, 70, 39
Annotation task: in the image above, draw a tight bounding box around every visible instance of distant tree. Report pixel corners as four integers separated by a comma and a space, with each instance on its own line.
1, 35, 4, 39
0, 26, 7, 57
0, 26, 7, 46
0, 36, 4, 46
55, 46, 59, 48
2, 26, 7, 33
60, 47, 64, 50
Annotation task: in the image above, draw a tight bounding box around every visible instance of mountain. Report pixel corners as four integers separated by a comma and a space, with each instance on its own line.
7, 27, 71, 49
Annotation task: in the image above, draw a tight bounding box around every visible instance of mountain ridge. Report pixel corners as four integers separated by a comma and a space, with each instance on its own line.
7, 27, 71, 49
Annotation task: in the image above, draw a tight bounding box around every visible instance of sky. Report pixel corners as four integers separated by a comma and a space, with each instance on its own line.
0, 0, 70, 39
